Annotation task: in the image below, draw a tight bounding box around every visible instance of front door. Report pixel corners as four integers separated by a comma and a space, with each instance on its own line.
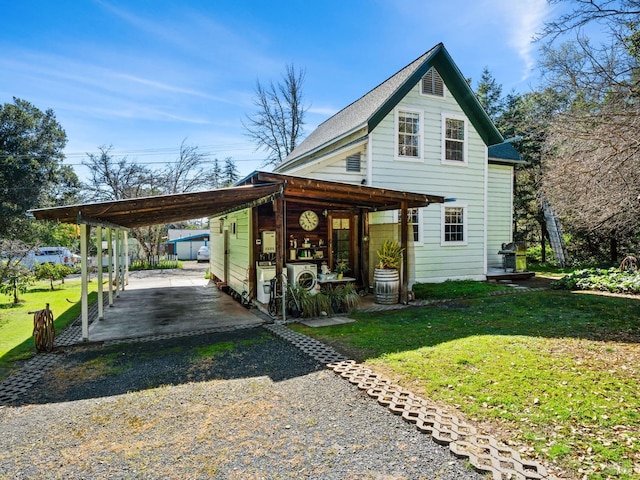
330, 215, 352, 274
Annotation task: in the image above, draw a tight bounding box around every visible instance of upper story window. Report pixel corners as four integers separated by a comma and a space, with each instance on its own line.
421, 67, 444, 97
396, 109, 422, 160
442, 114, 468, 165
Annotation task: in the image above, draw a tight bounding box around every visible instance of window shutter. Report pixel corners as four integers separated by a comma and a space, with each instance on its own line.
421, 68, 444, 97
346, 153, 361, 172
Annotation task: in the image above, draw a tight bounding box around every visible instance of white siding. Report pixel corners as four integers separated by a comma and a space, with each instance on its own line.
487, 164, 514, 267
285, 145, 367, 184
209, 216, 225, 282
209, 209, 253, 295
280, 77, 514, 284
369, 82, 487, 282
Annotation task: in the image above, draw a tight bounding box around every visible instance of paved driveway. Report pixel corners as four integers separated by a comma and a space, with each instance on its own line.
87, 261, 263, 342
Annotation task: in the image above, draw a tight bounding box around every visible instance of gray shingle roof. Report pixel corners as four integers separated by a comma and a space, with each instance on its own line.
278, 46, 440, 169
277, 43, 505, 172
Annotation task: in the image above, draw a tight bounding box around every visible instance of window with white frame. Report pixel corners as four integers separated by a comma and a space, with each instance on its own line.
397, 110, 421, 159
408, 208, 421, 243
442, 115, 467, 164
421, 67, 444, 97
442, 206, 466, 244
394, 208, 423, 243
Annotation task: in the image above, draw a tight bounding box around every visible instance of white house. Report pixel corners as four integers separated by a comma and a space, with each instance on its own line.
273, 42, 523, 284
205, 43, 523, 305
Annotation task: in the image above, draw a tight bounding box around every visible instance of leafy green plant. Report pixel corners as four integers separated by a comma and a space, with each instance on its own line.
129, 258, 182, 270
326, 283, 360, 313
552, 268, 640, 294
333, 260, 350, 275
0, 261, 34, 304
376, 239, 403, 269
34, 262, 73, 290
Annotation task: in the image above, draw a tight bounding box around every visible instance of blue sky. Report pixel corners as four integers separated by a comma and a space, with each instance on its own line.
0, 0, 556, 181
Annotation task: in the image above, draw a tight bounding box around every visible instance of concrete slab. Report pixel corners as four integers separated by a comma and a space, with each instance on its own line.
88, 262, 264, 342
299, 317, 356, 327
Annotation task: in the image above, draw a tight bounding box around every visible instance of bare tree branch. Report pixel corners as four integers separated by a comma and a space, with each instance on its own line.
243, 64, 307, 167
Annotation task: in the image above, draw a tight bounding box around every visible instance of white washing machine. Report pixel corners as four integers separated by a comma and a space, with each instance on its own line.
256, 263, 276, 304
287, 263, 317, 292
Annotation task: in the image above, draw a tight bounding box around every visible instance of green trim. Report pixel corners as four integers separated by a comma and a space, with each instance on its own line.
368, 44, 503, 146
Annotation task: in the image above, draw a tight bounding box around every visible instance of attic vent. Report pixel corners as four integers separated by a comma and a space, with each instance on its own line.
346, 154, 361, 172
421, 67, 444, 97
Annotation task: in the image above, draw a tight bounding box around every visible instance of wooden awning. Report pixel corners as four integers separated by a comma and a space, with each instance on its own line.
30, 183, 283, 228
242, 172, 444, 211
30, 172, 444, 228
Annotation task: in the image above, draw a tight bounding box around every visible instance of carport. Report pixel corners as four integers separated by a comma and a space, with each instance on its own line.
30, 182, 283, 342
85, 264, 263, 342
30, 172, 442, 341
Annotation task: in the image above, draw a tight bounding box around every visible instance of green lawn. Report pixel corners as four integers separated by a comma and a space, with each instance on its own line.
0, 279, 97, 380
291, 288, 640, 480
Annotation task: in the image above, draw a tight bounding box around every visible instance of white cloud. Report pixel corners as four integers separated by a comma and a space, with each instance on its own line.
495, 0, 551, 79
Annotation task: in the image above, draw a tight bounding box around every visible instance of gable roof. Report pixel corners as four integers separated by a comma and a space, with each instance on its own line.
276, 43, 504, 172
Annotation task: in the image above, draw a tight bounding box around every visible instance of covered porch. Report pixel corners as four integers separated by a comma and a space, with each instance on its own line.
30, 172, 443, 340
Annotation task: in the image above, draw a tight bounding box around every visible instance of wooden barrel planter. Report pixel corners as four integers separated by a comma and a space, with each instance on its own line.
374, 268, 399, 304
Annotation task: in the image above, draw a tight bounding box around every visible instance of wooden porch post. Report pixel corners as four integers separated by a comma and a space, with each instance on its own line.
80, 223, 90, 341
96, 226, 104, 321
115, 229, 121, 297
360, 208, 370, 292
123, 230, 129, 288
273, 197, 285, 285
400, 200, 409, 304
107, 228, 114, 306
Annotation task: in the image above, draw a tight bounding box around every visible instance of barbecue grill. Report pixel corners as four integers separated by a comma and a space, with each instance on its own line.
498, 242, 526, 272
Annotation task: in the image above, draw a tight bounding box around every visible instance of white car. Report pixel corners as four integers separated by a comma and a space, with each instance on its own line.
23, 247, 80, 269
196, 245, 210, 263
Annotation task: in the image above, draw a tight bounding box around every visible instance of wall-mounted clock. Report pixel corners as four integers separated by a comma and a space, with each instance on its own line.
299, 210, 319, 231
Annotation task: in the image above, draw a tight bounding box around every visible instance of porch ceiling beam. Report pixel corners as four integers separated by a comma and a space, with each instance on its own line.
77, 213, 128, 231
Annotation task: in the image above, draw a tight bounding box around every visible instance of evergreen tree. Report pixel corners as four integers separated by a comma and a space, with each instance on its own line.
222, 157, 239, 187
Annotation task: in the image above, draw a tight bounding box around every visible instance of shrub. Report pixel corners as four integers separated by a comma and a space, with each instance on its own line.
34, 263, 73, 290
552, 268, 640, 294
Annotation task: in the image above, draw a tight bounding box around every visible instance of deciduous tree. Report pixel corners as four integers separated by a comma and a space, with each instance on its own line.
539, 0, 640, 262
244, 64, 307, 167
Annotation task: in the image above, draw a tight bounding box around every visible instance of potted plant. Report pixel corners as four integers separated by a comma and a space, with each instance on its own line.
374, 239, 403, 304
334, 260, 350, 279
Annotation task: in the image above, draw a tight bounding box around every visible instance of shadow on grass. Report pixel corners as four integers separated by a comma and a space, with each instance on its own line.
9, 327, 320, 407
0, 292, 97, 382
293, 289, 640, 361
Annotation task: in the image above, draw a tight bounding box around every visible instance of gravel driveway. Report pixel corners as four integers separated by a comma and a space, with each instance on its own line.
0, 327, 483, 479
